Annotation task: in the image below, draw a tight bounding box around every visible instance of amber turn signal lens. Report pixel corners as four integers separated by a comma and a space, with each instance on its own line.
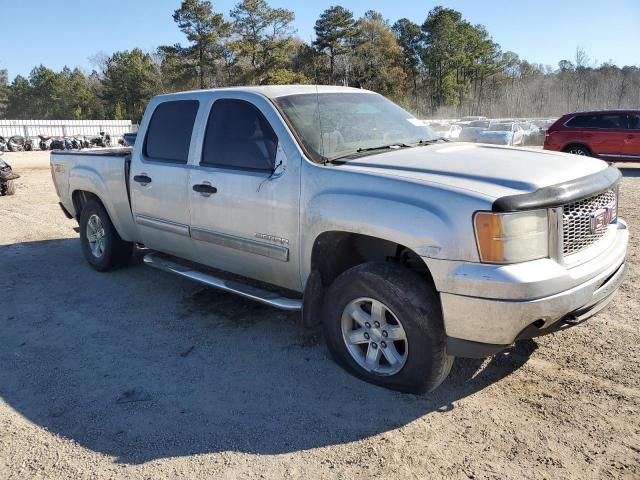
474, 212, 505, 262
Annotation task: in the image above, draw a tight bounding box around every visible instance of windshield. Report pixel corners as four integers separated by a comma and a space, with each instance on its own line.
273, 93, 438, 162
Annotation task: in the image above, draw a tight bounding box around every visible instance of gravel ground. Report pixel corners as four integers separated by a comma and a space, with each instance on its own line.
0, 151, 638, 479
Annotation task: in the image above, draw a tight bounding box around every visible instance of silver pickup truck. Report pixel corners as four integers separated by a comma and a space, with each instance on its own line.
51, 86, 628, 393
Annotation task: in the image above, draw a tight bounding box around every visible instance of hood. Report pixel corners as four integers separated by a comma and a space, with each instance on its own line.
337, 143, 609, 201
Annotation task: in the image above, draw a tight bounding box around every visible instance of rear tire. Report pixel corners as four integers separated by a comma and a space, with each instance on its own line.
323, 262, 453, 394
79, 200, 133, 271
564, 144, 591, 156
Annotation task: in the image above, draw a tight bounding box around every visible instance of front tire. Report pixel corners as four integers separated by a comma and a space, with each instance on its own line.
79, 200, 133, 271
323, 262, 453, 394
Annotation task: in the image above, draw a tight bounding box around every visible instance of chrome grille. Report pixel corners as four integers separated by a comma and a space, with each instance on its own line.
562, 189, 617, 256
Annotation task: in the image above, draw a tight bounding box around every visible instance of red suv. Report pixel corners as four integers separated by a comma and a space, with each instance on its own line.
544, 110, 640, 161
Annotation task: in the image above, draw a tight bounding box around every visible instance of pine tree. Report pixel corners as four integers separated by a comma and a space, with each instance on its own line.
173, 0, 229, 89
313, 6, 357, 84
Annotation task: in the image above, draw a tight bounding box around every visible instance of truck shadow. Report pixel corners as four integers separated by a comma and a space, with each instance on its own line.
0, 238, 536, 464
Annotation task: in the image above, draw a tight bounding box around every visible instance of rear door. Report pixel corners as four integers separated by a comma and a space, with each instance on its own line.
593, 113, 628, 157
622, 113, 640, 158
188, 95, 302, 291
130, 99, 199, 260
564, 113, 627, 157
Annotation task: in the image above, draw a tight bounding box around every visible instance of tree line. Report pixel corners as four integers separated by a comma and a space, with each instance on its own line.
0, 1, 638, 122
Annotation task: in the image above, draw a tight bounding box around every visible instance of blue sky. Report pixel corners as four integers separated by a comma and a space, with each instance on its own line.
1, 0, 638, 80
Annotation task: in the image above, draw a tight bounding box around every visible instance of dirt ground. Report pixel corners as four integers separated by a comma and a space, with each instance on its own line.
0, 150, 638, 479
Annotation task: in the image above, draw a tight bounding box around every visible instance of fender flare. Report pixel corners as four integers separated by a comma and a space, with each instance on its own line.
300, 192, 454, 284
69, 165, 136, 242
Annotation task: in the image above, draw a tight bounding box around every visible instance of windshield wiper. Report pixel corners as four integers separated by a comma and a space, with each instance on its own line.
324, 143, 413, 164
323, 157, 348, 165
413, 137, 448, 146
356, 143, 412, 153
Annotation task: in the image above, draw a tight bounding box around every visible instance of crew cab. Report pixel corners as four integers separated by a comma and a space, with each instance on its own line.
544, 110, 640, 160
51, 86, 628, 393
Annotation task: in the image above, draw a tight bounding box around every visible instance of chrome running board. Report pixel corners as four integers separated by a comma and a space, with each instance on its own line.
143, 252, 302, 311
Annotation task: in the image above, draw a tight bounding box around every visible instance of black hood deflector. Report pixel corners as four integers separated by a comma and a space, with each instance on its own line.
492, 166, 621, 212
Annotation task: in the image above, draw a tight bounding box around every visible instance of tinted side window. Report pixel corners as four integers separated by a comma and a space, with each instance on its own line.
596, 114, 626, 129
566, 113, 627, 129
627, 114, 640, 130
144, 100, 199, 163
201, 100, 277, 171
566, 115, 597, 128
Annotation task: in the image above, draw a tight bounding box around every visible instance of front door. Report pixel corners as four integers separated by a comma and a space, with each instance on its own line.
188, 97, 301, 291
130, 99, 199, 260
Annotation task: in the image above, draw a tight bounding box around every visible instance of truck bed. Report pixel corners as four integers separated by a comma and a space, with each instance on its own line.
50, 147, 132, 158
50, 147, 137, 242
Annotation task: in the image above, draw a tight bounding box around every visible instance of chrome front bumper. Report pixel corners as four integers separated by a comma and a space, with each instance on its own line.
426, 220, 628, 355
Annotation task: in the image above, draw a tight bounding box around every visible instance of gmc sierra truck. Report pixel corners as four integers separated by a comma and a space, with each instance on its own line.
50, 86, 628, 393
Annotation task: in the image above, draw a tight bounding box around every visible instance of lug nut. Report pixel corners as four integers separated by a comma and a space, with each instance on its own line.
374, 321, 380, 328
382, 330, 388, 337
365, 322, 371, 328
371, 342, 378, 349
364, 332, 370, 340
381, 341, 387, 348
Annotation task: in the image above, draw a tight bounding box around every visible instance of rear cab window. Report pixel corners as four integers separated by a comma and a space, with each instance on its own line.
144, 100, 199, 163
200, 99, 278, 172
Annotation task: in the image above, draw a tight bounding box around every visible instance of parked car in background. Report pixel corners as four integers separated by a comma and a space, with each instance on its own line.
459, 120, 490, 142
459, 115, 487, 124
533, 119, 555, 131
50, 85, 628, 394
477, 122, 524, 145
431, 122, 462, 140
520, 122, 545, 146
544, 110, 640, 160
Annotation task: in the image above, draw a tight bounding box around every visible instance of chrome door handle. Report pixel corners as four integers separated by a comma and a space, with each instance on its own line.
133, 174, 152, 185
193, 183, 217, 196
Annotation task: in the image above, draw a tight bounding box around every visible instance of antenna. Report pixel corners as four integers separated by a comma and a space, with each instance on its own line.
311, 35, 326, 164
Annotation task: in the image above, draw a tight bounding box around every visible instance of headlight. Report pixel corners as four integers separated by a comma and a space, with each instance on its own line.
474, 210, 548, 263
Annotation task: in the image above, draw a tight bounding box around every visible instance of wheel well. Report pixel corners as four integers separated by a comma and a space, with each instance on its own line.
71, 190, 101, 220
302, 231, 435, 329
563, 143, 592, 154
310, 231, 433, 287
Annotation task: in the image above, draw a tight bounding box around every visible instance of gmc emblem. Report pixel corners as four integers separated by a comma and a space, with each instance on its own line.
590, 206, 616, 233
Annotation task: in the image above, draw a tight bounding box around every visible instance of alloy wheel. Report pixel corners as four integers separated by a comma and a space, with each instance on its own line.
341, 297, 409, 376
86, 214, 106, 258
